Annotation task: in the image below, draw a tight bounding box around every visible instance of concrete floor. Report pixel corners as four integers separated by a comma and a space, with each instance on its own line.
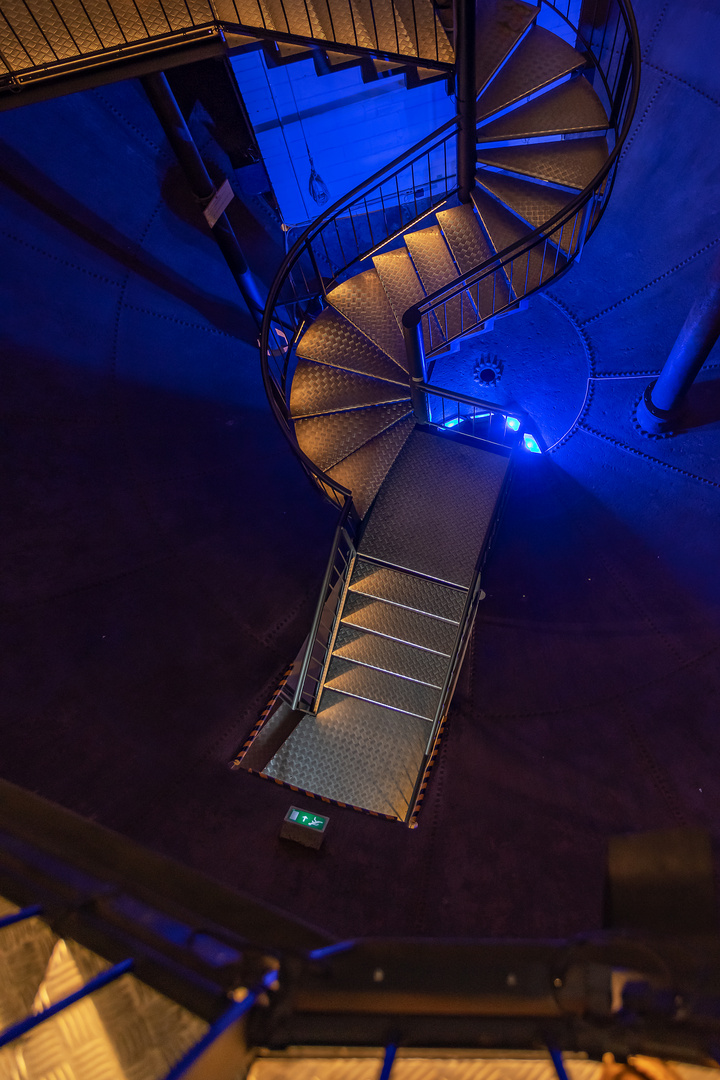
1, 0, 720, 941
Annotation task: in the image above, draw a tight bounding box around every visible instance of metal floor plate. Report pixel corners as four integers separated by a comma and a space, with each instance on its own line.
296, 308, 408, 385
476, 24, 585, 122
436, 204, 499, 322
341, 592, 459, 655
476, 169, 576, 251
263, 689, 430, 819
475, 0, 539, 95
327, 270, 408, 371
290, 359, 409, 419
404, 226, 475, 343
473, 186, 567, 294
350, 558, 466, 621
476, 75, 608, 141
327, 415, 415, 518
332, 623, 449, 686
476, 136, 609, 189
325, 656, 441, 719
359, 428, 510, 586
295, 402, 412, 472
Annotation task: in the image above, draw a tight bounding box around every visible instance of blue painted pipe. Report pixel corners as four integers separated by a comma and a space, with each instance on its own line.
548, 1045, 570, 1080
0, 959, 134, 1048
0, 905, 42, 930
379, 1043, 398, 1080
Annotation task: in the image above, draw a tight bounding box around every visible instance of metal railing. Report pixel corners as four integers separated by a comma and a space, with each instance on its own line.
411, 382, 524, 448
0, 0, 453, 94
260, 118, 458, 508
292, 497, 358, 712
403, 0, 641, 359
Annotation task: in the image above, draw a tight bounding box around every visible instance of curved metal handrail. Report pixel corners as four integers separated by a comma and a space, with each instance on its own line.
260, 0, 641, 509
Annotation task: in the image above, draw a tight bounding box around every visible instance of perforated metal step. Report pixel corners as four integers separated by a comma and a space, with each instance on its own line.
476, 23, 585, 121
475, 0, 539, 95
295, 402, 412, 471
341, 591, 459, 654
333, 623, 449, 686
476, 74, 608, 141
327, 270, 408, 371
296, 307, 408, 384
290, 359, 409, 419
325, 656, 441, 719
349, 558, 466, 621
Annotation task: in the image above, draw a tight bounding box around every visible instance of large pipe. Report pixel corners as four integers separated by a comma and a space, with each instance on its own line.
637, 250, 720, 433
141, 71, 264, 327
455, 0, 476, 205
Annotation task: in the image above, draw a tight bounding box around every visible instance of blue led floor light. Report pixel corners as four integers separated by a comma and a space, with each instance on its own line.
523, 433, 542, 453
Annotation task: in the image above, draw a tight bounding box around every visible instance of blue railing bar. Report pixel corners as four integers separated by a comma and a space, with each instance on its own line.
0, 905, 42, 930
548, 1046, 570, 1080
162, 970, 278, 1080
308, 939, 357, 960
0, 958, 134, 1049
379, 1043, 398, 1080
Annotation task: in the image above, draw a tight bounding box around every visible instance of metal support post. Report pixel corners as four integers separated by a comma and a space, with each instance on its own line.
402, 311, 430, 422
455, 0, 476, 204
141, 72, 265, 327
637, 250, 720, 433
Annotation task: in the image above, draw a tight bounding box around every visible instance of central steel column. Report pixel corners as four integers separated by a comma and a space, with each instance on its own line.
637, 250, 720, 433
141, 71, 264, 327
455, 0, 476, 204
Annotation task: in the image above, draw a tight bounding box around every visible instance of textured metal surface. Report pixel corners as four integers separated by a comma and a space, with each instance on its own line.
476, 168, 577, 251
295, 402, 412, 472
436, 204, 498, 321
248, 1054, 612, 1080
341, 592, 459, 654
264, 688, 429, 818
373, 246, 440, 354
475, 0, 539, 94
405, 225, 474, 343
327, 415, 414, 518
476, 74, 608, 140
355, 0, 416, 55
333, 623, 449, 686
326, 656, 441, 718
290, 358, 409, 419
0, 906, 57, 1029
476, 136, 609, 189
476, 24, 585, 121
360, 428, 509, 586
296, 308, 408, 385
473, 185, 567, 294
328, 270, 407, 371
350, 557, 466, 620
392, 0, 453, 62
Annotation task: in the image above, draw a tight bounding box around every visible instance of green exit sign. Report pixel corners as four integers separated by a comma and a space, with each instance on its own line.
281, 806, 329, 849
286, 807, 328, 831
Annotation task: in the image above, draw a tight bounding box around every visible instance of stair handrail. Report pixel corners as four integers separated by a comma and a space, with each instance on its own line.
260, 116, 459, 507
402, 0, 641, 357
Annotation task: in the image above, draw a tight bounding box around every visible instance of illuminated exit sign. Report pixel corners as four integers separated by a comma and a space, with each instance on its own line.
281, 806, 329, 849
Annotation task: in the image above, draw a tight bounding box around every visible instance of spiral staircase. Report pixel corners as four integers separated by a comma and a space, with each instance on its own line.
236, 0, 639, 823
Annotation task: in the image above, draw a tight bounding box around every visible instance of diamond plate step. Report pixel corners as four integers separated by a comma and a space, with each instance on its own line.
290, 359, 409, 419
391, 0, 454, 62
295, 401, 412, 472
476, 75, 608, 141
327, 270, 408, 371
436, 204, 500, 322
327, 415, 415, 518
296, 308, 408, 385
404, 225, 475, 346
333, 623, 449, 686
476, 168, 578, 251
307, 0, 376, 48
373, 246, 441, 354
264, 688, 429, 819
325, 656, 441, 719
354, 0, 417, 54
472, 185, 567, 296
341, 591, 458, 654
475, 0, 539, 95
359, 427, 510, 586
476, 24, 585, 121
350, 558, 466, 621
476, 136, 609, 189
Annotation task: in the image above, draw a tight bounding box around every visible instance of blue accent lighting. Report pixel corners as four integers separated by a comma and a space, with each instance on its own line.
444, 417, 461, 428
506, 416, 520, 431
523, 433, 542, 453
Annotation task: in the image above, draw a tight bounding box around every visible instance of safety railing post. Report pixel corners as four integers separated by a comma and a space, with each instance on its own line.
454, 0, 476, 203
402, 311, 429, 422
